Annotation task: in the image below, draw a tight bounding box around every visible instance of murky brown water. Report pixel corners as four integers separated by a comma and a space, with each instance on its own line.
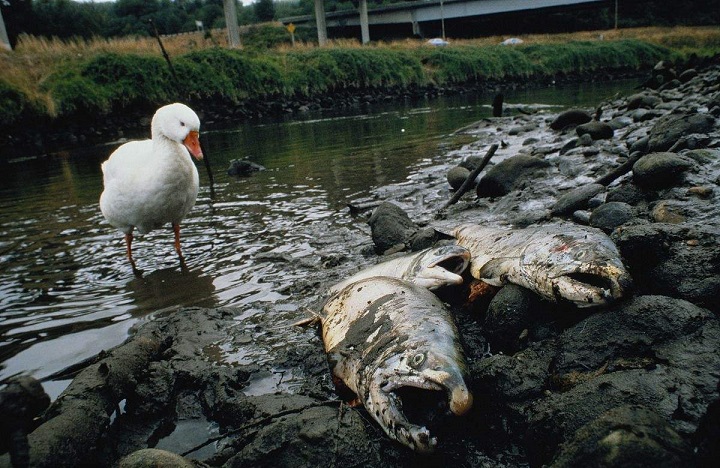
0, 80, 640, 396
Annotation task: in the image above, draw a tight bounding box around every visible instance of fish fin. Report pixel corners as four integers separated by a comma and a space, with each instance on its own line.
476, 258, 514, 285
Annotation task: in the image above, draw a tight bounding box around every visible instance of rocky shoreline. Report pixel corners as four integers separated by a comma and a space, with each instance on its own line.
2, 59, 720, 467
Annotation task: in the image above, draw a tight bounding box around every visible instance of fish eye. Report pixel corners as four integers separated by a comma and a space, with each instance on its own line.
409, 352, 426, 368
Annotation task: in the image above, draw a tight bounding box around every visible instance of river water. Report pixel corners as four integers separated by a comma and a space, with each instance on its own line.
0, 80, 640, 397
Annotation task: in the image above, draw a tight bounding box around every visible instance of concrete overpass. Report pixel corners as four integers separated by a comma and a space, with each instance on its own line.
281, 0, 607, 44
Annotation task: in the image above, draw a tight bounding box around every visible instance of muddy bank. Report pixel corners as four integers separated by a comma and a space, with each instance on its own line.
2, 59, 720, 467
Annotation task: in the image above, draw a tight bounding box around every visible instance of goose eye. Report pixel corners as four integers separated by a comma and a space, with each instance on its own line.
180, 121, 186, 127
409, 352, 426, 368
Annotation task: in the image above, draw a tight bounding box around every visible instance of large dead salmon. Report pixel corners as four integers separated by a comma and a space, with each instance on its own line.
328, 245, 471, 296
322, 276, 473, 452
452, 223, 632, 307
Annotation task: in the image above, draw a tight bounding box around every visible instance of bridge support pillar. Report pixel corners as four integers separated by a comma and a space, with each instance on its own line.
412, 21, 423, 38
359, 0, 370, 44
314, 0, 328, 46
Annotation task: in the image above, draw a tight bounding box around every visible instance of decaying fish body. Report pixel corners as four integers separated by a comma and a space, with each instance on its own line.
452, 223, 632, 307
328, 245, 471, 295
322, 277, 473, 452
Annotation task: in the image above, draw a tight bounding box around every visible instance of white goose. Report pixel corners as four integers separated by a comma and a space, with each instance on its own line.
99, 103, 203, 268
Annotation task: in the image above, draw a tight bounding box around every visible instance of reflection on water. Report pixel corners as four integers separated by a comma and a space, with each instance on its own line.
0, 80, 640, 385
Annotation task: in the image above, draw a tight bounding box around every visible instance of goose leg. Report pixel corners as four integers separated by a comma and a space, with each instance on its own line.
173, 223, 184, 260
125, 231, 137, 269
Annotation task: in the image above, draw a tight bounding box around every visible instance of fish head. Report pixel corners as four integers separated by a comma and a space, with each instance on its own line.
520, 230, 633, 306
364, 342, 473, 452
409, 245, 471, 290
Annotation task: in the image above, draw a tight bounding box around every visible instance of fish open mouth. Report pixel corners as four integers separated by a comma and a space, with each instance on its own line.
554, 269, 631, 306
431, 254, 470, 276
393, 385, 452, 429
375, 373, 473, 452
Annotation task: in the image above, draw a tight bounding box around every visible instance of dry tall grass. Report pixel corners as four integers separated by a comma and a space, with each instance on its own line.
1, 25, 717, 116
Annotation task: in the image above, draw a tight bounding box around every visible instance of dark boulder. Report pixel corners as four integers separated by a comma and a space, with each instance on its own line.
367, 201, 417, 253
227, 159, 266, 177
611, 223, 720, 311
647, 113, 715, 152
446, 165, 471, 190
476, 155, 551, 198
576, 121, 614, 140
550, 405, 693, 468
551, 183, 605, 216
589, 202, 635, 232
626, 92, 661, 110
550, 109, 592, 130
632, 152, 695, 188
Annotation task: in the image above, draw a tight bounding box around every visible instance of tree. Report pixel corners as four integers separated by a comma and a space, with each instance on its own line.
254, 0, 274, 22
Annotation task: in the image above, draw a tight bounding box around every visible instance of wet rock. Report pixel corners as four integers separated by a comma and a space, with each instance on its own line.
626, 92, 662, 110
607, 115, 633, 130
606, 184, 651, 206
551, 184, 605, 216
476, 155, 551, 198
459, 155, 484, 171
577, 133, 594, 146
589, 202, 634, 232
367, 201, 417, 253
694, 395, 720, 468
576, 121, 614, 140
647, 113, 715, 152
550, 109, 592, 130
118, 448, 195, 468
526, 295, 720, 465
550, 405, 693, 468
679, 68, 698, 83
650, 201, 686, 224
631, 108, 663, 122
227, 159, 266, 177
408, 226, 440, 252
0, 376, 51, 468
447, 165, 471, 190
612, 224, 720, 311
629, 136, 649, 154
224, 401, 376, 467
484, 284, 541, 354
632, 152, 695, 188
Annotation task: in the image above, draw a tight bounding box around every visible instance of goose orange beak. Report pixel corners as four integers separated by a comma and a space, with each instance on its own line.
183, 131, 203, 160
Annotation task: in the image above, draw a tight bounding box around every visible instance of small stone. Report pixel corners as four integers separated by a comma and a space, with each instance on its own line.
632, 152, 694, 188
650, 201, 686, 224
576, 121, 614, 140
551, 109, 593, 130
446, 165, 471, 190
589, 202, 634, 232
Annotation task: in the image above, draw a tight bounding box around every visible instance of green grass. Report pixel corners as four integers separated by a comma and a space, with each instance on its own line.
0, 38, 673, 127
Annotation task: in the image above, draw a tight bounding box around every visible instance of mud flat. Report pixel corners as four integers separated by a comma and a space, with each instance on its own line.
2, 59, 719, 467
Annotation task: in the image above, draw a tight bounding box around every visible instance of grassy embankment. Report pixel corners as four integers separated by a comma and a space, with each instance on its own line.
1, 26, 718, 130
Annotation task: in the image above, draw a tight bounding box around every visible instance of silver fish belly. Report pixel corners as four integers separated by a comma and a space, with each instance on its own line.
328, 245, 471, 296
322, 277, 473, 452
452, 223, 632, 307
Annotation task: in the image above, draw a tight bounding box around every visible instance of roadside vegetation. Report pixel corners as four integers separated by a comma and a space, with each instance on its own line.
0, 25, 718, 130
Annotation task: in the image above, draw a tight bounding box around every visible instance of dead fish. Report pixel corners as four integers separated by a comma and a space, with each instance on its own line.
322, 277, 473, 452
452, 223, 632, 306
328, 245, 471, 296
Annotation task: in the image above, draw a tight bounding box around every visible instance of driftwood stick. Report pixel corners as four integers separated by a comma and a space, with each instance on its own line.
442, 143, 499, 209
594, 151, 643, 186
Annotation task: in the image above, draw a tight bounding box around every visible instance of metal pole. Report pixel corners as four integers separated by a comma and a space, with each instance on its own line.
440, 0, 446, 40
0, 7, 11, 51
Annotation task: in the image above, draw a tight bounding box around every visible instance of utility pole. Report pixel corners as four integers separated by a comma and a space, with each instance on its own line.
614, 0, 618, 29
223, 0, 241, 48
0, 6, 11, 51
314, 0, 328, 46
359, 0, 370, 44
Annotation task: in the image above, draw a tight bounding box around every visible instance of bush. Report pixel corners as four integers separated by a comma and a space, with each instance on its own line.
0, 80, 38, 126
